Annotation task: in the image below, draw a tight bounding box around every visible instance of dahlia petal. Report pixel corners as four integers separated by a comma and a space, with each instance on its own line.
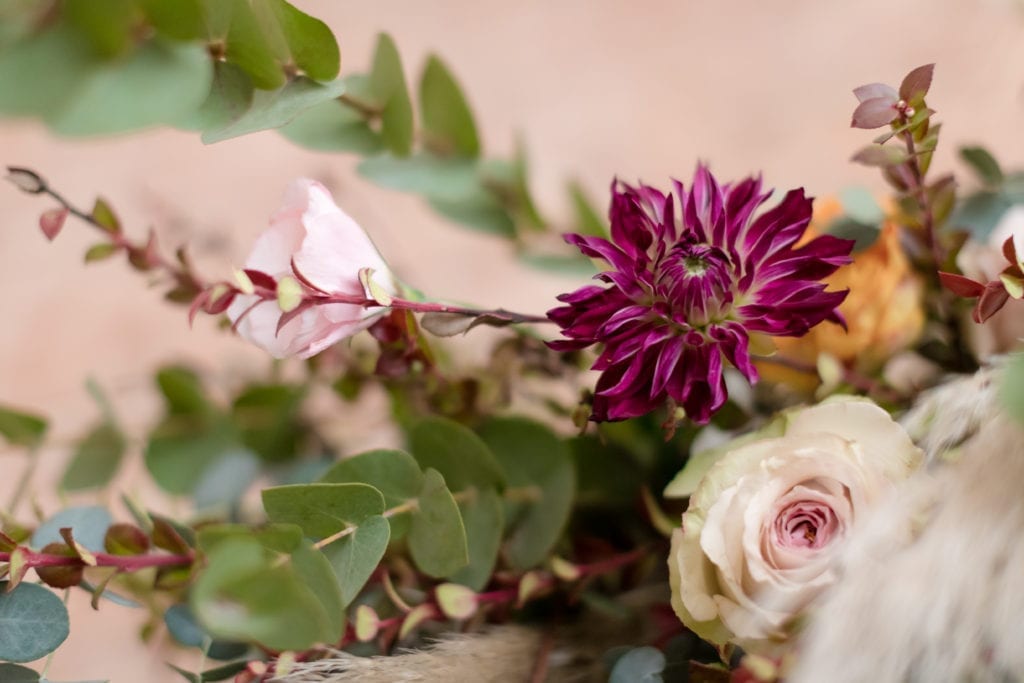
651, 336, 686, 398
710, 323, 759, 384
610, 181, 656, 257
564, 233, 637, 272
742, 189, 813, 267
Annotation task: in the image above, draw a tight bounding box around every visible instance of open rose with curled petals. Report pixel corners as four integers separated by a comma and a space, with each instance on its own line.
664, 397, 923, 654
226, 179, 398, 358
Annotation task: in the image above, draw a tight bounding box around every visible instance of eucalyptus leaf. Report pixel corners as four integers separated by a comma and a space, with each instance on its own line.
358, 154, 482, 202
0, 405, 47, 448
368, 33, 413, 155
323, 514, 390, 607
261, 483, 385, 539
319, 449, 422, 538
960, 146, 1004, 188
231, 383, 306, 462
145, 418, 240, 495
279, 98, 383, 154
429, 195, 515, 237
192, 449, 261, 510
219, 0, 284, 90
47, 40, 212, 136
261, 0, 339, 81
478, 418, 574, 569
569, 180, 608, 237
408, 416, 505, 492
140, 0, 204, 41
32, 505, 112, 551
408, 469, 469, 577
609, 646, 665, 683
61, 422, 126, 491
0, 25, 98, 117
177, 61, 254, 132
0, 663, 39, 682
290, 541, 344, 642
163, 604, 249, 661
191, 537, 331, 651
203, 76, 347, 143
419, 54, 479, 156
448, 488, 503, 590
0, 582, 70, 663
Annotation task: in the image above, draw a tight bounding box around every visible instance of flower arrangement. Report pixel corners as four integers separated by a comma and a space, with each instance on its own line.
0, 4, 1023, 682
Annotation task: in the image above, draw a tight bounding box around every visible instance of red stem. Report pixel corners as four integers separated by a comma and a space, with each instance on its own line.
0, 549, 194, 571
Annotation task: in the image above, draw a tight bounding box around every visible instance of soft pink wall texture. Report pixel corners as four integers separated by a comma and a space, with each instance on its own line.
1, 1, 1022, 680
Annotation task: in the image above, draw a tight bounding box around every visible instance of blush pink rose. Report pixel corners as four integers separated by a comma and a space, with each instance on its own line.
664, 397, 923, 654
227, 179, 397, 359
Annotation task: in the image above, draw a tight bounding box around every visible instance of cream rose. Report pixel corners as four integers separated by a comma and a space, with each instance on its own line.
664, 397, 923, 654
227, 179, 397, 359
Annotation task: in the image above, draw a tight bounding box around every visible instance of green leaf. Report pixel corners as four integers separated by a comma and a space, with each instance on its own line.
960, 146, 1004, 188
290, 541, 344, 642
163, 604, 249, 661
0, 663, 39, 682
279, 96, 383, 154
32, 505, 112, 552
570, 435, 644, 508
429, 195, 516, 237
261, 483, 385, 539
0, 582, 70, 662
193, 449, 261, 510
191, 537, 331, 651
839, 186, 885, 225
140, 0, 205, 40
0, 405, 46, 448
569, 180, 608, 237
231, 383, 305, 462
408, 416, 505, 492
609, 646, 665, 683
408, 469, 469, 578
145, 418, 240, 495
323, 514, 390, 607
83, 243, 119, 262
262, 0, 339, 81
518, 252, 598, 276
478, 418, 575, 569
177, 61, 254, 132
358, 154, 481, 202
197, 523, 303, 554
448, 488, 503, 590
202, 76, 347, 143
419, 54, 479, 156
60, 422, 125, 491
169, 660, 249, 683
368, 33, 413, 155
157, 366, 210, 416
47, 40, 213, 136
1001, 354, 1024, 424
63, 0, 138, 59
219, 0, 284, 90
950, 191, 1013, 241
0, 25, 99, 117
319, 449, 423, 538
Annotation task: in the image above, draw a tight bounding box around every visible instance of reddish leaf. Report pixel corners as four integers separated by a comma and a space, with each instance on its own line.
39, 208, 68, 241
974, 282, 1010, 323
205, 288, 237, 315
243, 269, 278, 291
1002, 236, 1018, 268
853, 82, 897, 104
939, 271, 985, 298
851, 97, 897, 129
187, 289, 211, 327
899, 64, 935, 101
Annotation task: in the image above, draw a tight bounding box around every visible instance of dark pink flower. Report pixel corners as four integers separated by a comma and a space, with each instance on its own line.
548, 165, 853, 424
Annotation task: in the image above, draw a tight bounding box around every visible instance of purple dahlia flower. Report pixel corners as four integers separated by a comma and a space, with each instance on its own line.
548, 165, 853, 424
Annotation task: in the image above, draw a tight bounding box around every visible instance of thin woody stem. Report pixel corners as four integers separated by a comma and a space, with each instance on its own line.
753, 354, 902, 402
6, 166, 206, 291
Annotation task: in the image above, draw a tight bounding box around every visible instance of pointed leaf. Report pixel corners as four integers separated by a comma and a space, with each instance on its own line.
368, 33, 413, 155
939, 271, 985, 298
960, 146, 1004, 187
419, 55, 479, 156
264, 0, 339, 81
39, 207, 68, 241
851, 97, 896, 129
61, 421, 126, 491
0, 406, 47, 448
899, 63, 935, 101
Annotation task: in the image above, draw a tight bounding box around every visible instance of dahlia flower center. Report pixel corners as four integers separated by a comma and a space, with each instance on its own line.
772, 500, 840, 550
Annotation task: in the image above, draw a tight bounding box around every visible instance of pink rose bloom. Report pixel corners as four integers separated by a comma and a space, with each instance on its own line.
664, 397, 923, 654
227, 179, 397, 358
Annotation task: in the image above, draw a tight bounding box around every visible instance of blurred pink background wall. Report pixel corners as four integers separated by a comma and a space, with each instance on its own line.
1, 1, 1022, 679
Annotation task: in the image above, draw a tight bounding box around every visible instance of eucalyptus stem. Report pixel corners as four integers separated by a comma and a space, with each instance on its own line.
0, 548, 193, 570
5, 447, 38, 514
